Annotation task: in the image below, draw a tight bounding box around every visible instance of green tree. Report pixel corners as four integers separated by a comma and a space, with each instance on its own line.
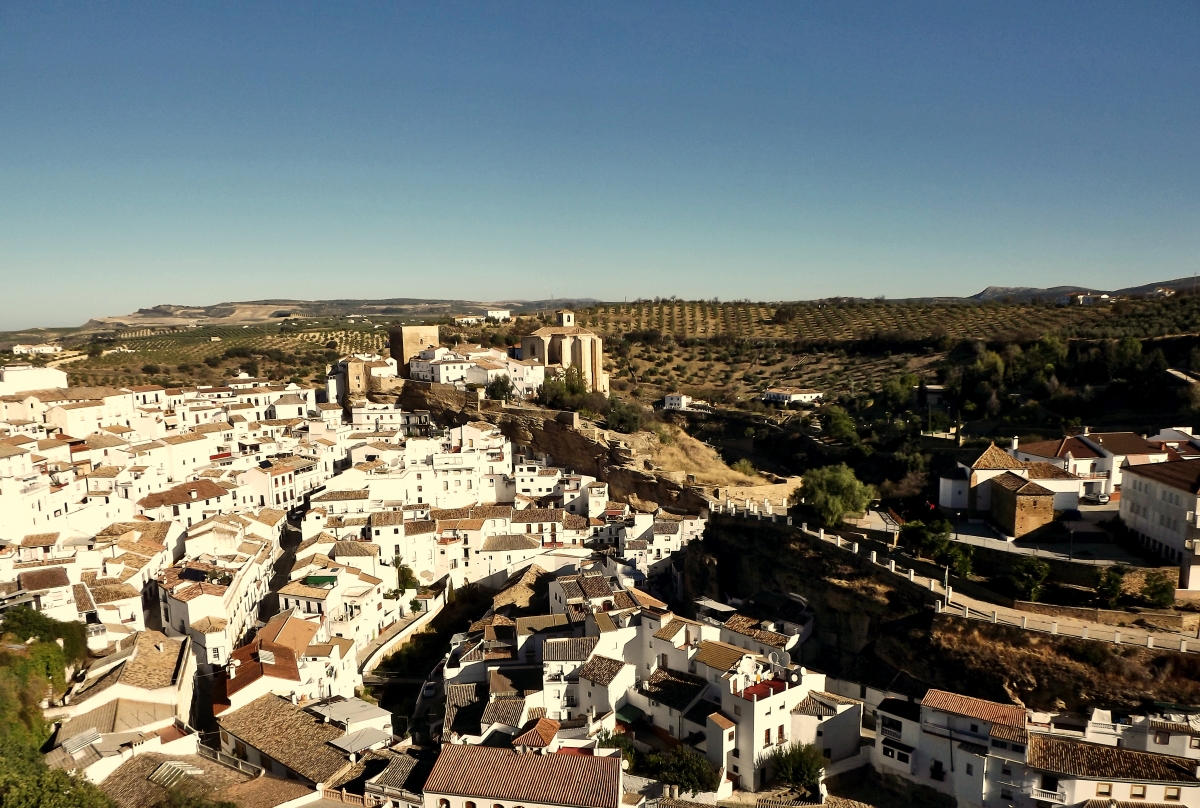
823, 407, 858, 444
796, 464, 875, 527
762, 742, 825, 794
606, 398, 644, 434
393, 560, 418, 591
731, 458, 756, 477
485, 374, 515, 402
1009, 556, 1051, 602
900, 519, 949, 560
595, 730, 636, 768
942, 543, 974, 579
2, 606, 86, 664
647, 746, 720, 796
85, 343, 103, 358
1094, 565, 1127, 608
1142, 570, 1176, 608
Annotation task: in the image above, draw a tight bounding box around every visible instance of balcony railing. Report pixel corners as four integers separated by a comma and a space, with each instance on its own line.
880, 726, 902, 741
1031, 788, 1065, 804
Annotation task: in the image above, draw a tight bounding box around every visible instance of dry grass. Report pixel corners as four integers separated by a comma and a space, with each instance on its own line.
633, 424, 762, 486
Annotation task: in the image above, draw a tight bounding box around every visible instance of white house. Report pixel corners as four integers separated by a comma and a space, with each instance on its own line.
762, 388, 822, 405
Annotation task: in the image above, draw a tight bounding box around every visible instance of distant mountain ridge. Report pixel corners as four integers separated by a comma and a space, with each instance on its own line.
970, 276, 1195, 303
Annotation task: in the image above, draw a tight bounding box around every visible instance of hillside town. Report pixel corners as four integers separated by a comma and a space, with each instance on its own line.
6, 308, 1200, 808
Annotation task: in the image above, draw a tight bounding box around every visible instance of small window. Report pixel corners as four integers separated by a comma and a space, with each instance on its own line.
466, 803, 477, 808
1166, 786, 1182, 801
1155, 731, 1171, 745
1000, 790, 1013, 801
1095, 784, 1112, 797
970, 723, 978, 733
883, 747, 895, 759
1011, 743, 1025, 753
1131, 785, 1146, 799
439, 801, 450, 808
897, 751, 910, 763
965, 763, 973, 776
1191, 737, 1200, 749
990, 739, 1008, 749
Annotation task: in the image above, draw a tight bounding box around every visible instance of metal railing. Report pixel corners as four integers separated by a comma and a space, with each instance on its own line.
196, 744, 263, 777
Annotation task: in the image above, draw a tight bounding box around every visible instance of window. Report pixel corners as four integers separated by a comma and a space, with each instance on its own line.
728, 731, 734, 742
1166, 786, 1181, 801
1155, 731, 1171, 745
1040, 775, 1059, 792
1010, 743, 1025, 753
764, 729, 771, 747
883, 747, 895, 759
1131, 785, 1146, 799
991, 739, 1008, 749
732, 748, 740, 758
1193, 737, 1200, 749
897, 752, 909, 763
211, 647, 220, 660
970, 723, 978, 733
734, 705, 741, 716
1000, 790, 1013, 801
438, 801, 450, 808
965, 763, 973, 776
1096, 784, 1112, 797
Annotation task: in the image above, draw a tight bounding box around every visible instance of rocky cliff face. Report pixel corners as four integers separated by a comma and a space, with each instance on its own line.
684, 516, 1200, 710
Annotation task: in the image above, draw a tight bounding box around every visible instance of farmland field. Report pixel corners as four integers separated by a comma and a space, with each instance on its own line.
575, 300, 1104, 342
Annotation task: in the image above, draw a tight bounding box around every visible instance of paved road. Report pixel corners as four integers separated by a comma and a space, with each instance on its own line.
355, 610, 422, 669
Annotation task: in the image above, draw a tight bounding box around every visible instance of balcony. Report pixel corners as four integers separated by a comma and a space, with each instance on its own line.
1030, 788, 1065, 804
880, 726, 902, 741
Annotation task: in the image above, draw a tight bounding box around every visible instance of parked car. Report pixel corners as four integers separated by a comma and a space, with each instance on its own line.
422, 681, 437, 699
1082, 493, 1111, 505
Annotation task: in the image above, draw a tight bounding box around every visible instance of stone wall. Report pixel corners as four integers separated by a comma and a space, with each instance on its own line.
1013, 600, 1199, 635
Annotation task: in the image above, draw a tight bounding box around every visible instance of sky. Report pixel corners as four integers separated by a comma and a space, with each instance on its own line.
2, 2, 1199, 330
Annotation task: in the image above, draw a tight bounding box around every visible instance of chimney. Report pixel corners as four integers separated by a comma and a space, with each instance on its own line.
1083, 426, 1090, 436
190, 489, 197, 499
1010, 436, 1019, 451
155, 642, 164, 653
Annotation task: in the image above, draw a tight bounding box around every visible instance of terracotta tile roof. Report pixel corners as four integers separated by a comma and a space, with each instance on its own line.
1022, 461, 1078, 480
18, 566, 71, 591
543, 636, 598, 661
515, 613, 569, 635
653, 617, 699, 642
629, 589, 668, 609
638, 668, 707, 712
481, 698, 527, 729
723, 614, 791, 649
513, 717, 561, 748
482, 534, 542, 552
137, 480, 228, 508
1125, 459, 1200, 494
404, 520, 436, 535
21, 531, 60, 547
1088, 432, 1163, 456
511, 508, 565, 523
216, 776, 315, 808
425, 745, 620, 808
333, 540, 380, 557
217, 694, 350, 783
813, 690, 861, 706
921, 689, 1025, 728
311, 489, 369, 502
370, 511, 406, 527
1027, 732, 1198, 782
792, 696, 836, 717
578, 655, 627, 686
990, 471, 1054, 496
73, 584, 96, 613
59, 698, 175, 739
190, 616, 228, 634
90, 582, 139, 603
693, 640, 749, 672
971, 443, 1025, 469
989, 723, 1029, 743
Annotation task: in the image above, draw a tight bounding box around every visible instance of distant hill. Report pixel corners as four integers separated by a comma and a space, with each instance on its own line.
76, 297, 601, 333
970, 276, 1194, 303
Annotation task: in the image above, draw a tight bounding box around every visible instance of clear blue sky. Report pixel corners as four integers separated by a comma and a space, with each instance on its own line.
2, 2, 1198, 329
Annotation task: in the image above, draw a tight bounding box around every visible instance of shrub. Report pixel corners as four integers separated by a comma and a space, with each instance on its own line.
1095, 565, 1127, 608
763, 741, 824, 794
1009, 557, 1051, 602
1142, 570, 1176, 608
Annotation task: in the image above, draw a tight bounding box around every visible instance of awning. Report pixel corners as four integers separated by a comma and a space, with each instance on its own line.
615, 704, 644, 724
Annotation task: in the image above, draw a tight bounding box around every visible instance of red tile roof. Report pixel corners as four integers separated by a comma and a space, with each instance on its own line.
921, 689, 1025, 728
424, 745, 620, 808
